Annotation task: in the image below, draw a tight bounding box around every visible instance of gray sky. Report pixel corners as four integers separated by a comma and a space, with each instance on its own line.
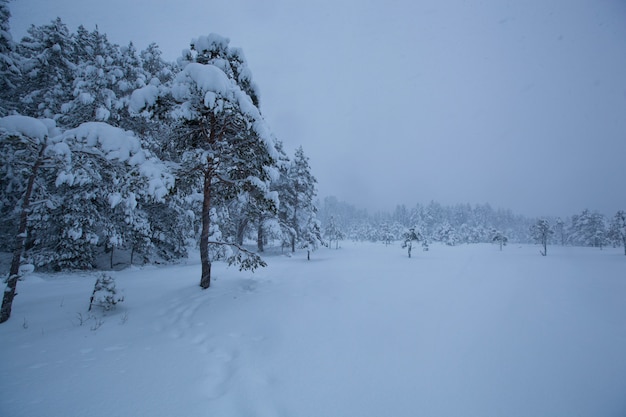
8, 0, 626, 217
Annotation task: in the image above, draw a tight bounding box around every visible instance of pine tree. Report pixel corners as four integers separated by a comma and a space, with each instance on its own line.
0, 0, 21, 116
164, 34, 278, 289
324, 215, 345, 249
0, 115, 52, 323
401, 227, 423, 258
285, 146, 318, 253
608, 210, 626, 255
300, 215, 325, 260
268, 140, 295, 252
554, 217, 566, 245
491, 229, 508, 251
530, 218, 553, 256
569, 210, 606, 248
14, 18, 77, 122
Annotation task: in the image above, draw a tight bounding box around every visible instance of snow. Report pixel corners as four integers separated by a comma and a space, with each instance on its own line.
191, 33, 230, 55
172, 62, 232, 102
128, 84, 159, 114
47, 122, 174, 200
1, 243, 625, 417
0, 115, 51, 142
61, 122, 141, 163
95, 106, 110, 121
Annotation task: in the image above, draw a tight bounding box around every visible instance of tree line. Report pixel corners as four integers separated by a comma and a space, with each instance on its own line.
317, 197, 626, 255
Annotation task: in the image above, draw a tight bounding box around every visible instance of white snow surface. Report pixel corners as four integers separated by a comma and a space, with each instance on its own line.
1, 243, 625, 417
0, 115, 54, 142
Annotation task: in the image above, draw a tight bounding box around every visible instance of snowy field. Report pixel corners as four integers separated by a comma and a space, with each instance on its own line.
1, 243, 625, 417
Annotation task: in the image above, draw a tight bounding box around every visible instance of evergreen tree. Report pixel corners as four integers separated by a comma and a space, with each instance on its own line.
569, 209, 606, 248
608, 210, 626, 255
31, 122, 173, 270
14, 18, 77, 122
163, 34, 278, 289
491, 229, 508, 251
324, 215, 345, 249
300, 215, 325, 260
0, 115, 51, 323
285, 146, 318, 253
401, 226, 423, 258
269, 140, 296, 251
436, 222, 458, 246
554, 217, 566, 245
530, 218, 553, 256
0, 0, 20, 116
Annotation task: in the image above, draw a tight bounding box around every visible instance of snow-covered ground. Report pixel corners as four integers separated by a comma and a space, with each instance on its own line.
1, 243, 625, 417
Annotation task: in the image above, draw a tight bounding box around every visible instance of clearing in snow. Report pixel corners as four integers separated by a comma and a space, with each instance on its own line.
1, 243, 625, 417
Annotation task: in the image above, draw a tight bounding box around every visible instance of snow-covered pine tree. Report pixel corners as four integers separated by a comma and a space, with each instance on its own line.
491, 229, 508, 251
324, 215, 344, 249
14, 18, 77, 122
63, 26, 130, 127
554, 217, 566, 246
299, 215, 325, 260
530, 218, 553, 256
88, 272, 124, 312
0, 0, 21, 116
268, 140, 295, 252
23, 121, 173, 271
162, 34, 279, 289
285, 146, 318, 253
436, 221, 458, 246
0, 115, 54, 323
378, 223, 394, 246
401, 226, 423, 258
569, 209, 606, 248
608, 210, 626, 255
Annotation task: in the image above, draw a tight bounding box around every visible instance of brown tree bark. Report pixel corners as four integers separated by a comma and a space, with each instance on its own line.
199, 161, 213, 289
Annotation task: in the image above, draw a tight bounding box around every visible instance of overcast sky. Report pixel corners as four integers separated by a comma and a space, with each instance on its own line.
8, 0, 626, 217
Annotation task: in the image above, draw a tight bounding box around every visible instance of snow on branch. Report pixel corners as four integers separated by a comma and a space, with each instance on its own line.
0, 115, 57, 143
207, 240, 267, 272
49, 121, 174, 200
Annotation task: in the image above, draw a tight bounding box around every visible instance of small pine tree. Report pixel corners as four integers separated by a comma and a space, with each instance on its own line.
491, 229, 508, 251
299, 216, 325, 260
88, 273, 124, 311
401, 227, 423, 258
530, 219, 553, 256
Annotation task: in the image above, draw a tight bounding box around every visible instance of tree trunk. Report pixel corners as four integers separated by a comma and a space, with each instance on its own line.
257, 221, 264, 253
1, 142, 46, 324
291, 203, 297, 253
236, 218, 248, 246
199, 163, 213, 289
